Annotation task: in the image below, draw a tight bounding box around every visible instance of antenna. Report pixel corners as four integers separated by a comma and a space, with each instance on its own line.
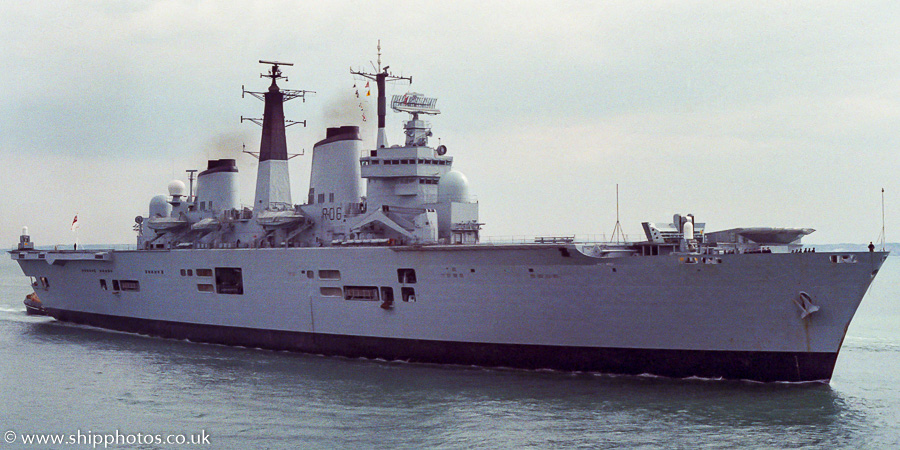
186, 169, 198, 201
610, 184, 624, 243
879, 187, 886, 251
259, 60, 292, 83
351, 40, 412, 148
243, 61, 315, 104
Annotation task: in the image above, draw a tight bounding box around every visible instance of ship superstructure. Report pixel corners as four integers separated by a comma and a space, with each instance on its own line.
137, 60, 477, 250
9, 55, 888, 382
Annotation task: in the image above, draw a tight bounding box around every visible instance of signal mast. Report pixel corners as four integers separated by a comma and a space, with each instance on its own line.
351, 40, 412, 148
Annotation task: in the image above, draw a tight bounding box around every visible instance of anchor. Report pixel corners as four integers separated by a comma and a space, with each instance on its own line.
793, 291, 820, 319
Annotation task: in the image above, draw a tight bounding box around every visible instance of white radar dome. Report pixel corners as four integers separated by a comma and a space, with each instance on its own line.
167, 180, 187, 197
438, 170, 470, 203
149, 195, 171, 218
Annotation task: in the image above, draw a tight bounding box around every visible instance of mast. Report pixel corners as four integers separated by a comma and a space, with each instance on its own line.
258, 62, 289, 162
879, 187, 886, 251
242, 60, 313, 211
351, 40, 411, 148
610, 184, 624, 243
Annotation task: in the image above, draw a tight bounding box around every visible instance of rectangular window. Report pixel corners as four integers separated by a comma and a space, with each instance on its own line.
317, 193, 325, 203
402, 287, 416, 302
381, 287, 394, 303
196, 269, 213, 277
187, 269, 193, 276
344, 286, 379, 301
120, 280, 140, 291
320, 287, 343, 297
329, 193, 334, 202
100, 279, 107, 290
197, 284, 214, 293
397, 268, 417, 284
215, 267, 244, 295
318, 270, 341, 280
112, 280, 120, 291
40, 276, 50, 288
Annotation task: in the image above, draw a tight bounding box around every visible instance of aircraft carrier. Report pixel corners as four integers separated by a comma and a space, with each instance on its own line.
10, 56, 887, 382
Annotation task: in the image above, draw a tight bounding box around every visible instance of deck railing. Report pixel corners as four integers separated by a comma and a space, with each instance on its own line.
480, 234, 645, 245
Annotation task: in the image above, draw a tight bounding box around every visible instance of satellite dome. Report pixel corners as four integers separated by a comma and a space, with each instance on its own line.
167, 180, 187, 197
149, 195, 171, 218
438, 170, 470, 203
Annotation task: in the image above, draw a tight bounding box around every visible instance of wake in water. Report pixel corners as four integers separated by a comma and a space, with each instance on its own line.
0, 310, 54, 324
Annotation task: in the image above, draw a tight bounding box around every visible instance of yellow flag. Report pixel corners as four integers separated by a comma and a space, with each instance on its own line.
366, 90, 371, 96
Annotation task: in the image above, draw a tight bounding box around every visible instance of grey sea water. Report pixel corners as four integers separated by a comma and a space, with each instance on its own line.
1, 253, 899, 449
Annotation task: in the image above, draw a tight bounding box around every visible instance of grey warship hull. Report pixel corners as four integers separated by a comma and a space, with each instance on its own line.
10, 57, 887, 382
13, 245, 886, 382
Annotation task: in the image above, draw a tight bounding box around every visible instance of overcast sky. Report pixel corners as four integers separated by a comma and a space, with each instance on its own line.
2, 1, 899, 246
